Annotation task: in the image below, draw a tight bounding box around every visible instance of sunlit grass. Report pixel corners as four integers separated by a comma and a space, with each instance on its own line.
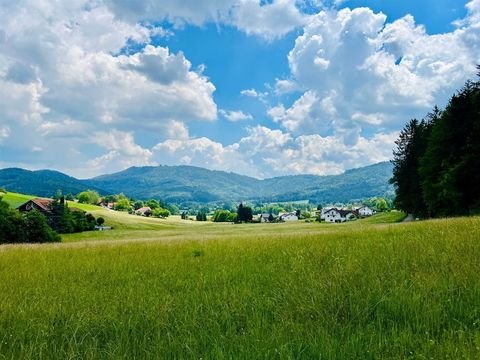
0, 212, 479, 358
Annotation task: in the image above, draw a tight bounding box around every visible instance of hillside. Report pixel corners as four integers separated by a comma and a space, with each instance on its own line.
87, 162, 394, 204
0, 162, 394, 204
0, 168, 105, 198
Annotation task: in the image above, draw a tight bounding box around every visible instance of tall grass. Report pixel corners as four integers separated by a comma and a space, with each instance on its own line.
0, 216, 479, 358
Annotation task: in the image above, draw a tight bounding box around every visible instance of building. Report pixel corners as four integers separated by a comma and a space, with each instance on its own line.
279, 212, 298, 221
135, 206, 152, 217
321, 208, 358, 223
358, 206, 375, 217
17, 198, 53, 215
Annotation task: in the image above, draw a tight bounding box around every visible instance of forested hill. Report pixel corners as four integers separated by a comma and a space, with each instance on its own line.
0, 168, 105, 198
0, 162, 394, 204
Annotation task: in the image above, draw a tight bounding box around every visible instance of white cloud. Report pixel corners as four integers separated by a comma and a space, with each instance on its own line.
151, 125, 397, 178
87, 130, 155, 175
0, 0, 218, 177
274, 78, 301, 95
104, 0, 308, 40
220, 109, 253, 122
281, 3, 480, 142
0, 126, 10, 142
230, 0, 309, 40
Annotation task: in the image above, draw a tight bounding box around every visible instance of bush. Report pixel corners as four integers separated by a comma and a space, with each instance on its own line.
24, 210, 61, 243
212, 210, 230, 222
0, 198, 60, 244
96, 217, 105, 226
114, 198, 132, 212
153, 208, 170, 218
77, 190, 100, 205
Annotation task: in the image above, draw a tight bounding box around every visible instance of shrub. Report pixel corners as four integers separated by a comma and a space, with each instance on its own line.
24, 210, 61, 243
153, 208, 170, 218
77, 190, 100, 205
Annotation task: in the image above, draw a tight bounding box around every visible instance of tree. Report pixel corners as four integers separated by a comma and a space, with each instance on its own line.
96, 217, 105, 226
212, 210, 234, 222
0, 199, 25, 243
23, 210, 60, 243
48, 197, 75, 233
390, 118, 432, 217
237, 203, 253, 223
420, 80, 480, 216
133, 200, 144, 210
114, 198, 132, 211
0, 198, 60, 244
374, 198, 388, 212
153, 208, 170, 218
146, 199, 160, 210
196, 211, 207, 221
77, 190, 100, 205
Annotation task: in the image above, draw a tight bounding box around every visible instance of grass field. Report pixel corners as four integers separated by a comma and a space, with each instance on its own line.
0, 204, 479, 358
1, 192, 101, 212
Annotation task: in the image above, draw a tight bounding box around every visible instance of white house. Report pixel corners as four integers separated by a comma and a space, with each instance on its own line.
279, 212, 298, 221
322, 208, 357, 223
358, 206, 375, 217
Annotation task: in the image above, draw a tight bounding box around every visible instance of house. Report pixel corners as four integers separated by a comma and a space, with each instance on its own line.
259, 213, 275, 223
358, 206, 375, 217
321, 208, 358, 223
279, 212, 298, 221
135, 206, 152, 217
17, 198, 53, 215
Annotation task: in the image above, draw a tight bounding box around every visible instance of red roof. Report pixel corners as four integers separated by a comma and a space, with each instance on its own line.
30, 198, 53, 211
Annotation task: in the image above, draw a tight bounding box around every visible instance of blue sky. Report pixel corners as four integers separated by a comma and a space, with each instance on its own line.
0, 0, 478, 178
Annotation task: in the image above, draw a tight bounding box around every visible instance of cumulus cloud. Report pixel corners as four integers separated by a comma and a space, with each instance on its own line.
230, 0, 309, 39
151, 125, 397, 178
0, 0, 217, 176
220, 109, 253, 122
87, 130, 154, 175
279, 3, 480, 143
104, 0, 308, 40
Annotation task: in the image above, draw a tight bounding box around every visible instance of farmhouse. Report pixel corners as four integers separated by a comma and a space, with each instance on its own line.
358, 206, 375, 217
17, 198, 53, 215
321, 208, 358, 223
135, 206, 152, 217
279, 212, 298, 221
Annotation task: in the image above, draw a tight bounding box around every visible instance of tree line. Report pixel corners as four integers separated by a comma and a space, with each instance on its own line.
391, 67, 480, 218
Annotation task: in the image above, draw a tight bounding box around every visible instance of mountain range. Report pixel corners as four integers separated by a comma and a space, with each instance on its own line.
0, 162, 394, 205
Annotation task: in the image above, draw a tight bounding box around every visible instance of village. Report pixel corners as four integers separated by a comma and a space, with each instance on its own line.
15, 191, 378, 227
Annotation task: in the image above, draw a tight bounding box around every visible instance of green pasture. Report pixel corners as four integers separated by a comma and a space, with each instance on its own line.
1, 192, 101, 212
0, 206, 479, 358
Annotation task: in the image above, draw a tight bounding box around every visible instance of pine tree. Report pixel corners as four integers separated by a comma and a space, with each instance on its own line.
390, 118, 432, 217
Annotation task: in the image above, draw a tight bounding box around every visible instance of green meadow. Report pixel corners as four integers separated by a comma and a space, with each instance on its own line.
0, 200, 479, 359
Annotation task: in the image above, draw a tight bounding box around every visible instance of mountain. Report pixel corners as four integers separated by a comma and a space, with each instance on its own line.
86, 162, 394, 204
0, 162, 394, 204
0, 168, 105, 198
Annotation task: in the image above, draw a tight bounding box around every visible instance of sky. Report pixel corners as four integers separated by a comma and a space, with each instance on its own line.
0, 0, 478, 179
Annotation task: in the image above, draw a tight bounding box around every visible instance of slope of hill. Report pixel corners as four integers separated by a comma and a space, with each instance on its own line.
0, 162, 394, 204
0, 168, 105, 198
87, 165, 260, 203
86, 162, 394, 204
